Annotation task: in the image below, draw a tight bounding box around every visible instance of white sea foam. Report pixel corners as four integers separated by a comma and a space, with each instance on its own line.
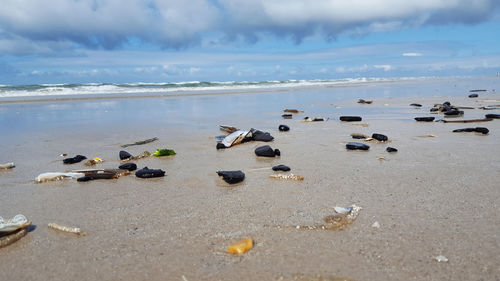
0, 77, 428, 100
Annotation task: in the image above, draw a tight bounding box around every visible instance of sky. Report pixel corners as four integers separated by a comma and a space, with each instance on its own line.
1, 0, 500, 85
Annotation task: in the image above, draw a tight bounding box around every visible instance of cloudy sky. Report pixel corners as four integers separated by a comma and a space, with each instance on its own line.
1, 0, 500, 85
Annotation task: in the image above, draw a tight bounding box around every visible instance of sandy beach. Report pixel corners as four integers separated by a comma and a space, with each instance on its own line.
1, 77, 500, 280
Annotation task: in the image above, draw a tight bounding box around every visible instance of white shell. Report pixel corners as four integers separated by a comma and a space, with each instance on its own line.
35, 172, 85, 183
371, 221, 381, 228
435, 255, 449, 262
221, 130, 249, 147
0, 214, 29, 232
334, 207, 353, 214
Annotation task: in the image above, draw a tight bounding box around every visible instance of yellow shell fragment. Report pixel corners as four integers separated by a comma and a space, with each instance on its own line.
269, 173, 304, 181
84, 157, 103, 166
48, 223, 86, 236
228, 238, 253, 254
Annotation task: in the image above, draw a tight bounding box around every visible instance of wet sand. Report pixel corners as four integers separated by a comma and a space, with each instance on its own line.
1, 79, 500, 280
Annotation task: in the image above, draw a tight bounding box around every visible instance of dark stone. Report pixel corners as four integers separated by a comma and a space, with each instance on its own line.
272, 165, 291, 172
339, 116, 362, 122
346, 142, 370, 151
410, 103, 422, 107
430, 108, 439, 112
135, 167, 165, 178
386, 147, 398, 153
351, 134, 366, 139
444, 110, 464, 116
63, 155, 87, 164
371, 133, 388, 142
119, 150, 133, 160
255, 145, 279, 157
279, 125, 290, 131
485, 114, 500, 119
468, 94, 479, 98
217, 170, 245, 184
77, 176, 93, 182
452, 127, 489, 134
282, 114, 293, 119
119, 163, 137, 171
415, 117, 435, 122
252, 130, 274, 142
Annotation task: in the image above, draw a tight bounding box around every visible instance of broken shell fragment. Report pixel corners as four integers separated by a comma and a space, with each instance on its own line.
84, 157, 103, 166
228, 238, 253, 254
0, 214, 31, 233
0, 162, 15, 169
48, 223, 86, 236
434, 255, 449, 263
35, 172, 85, 183
269, 173, 304, 181
322, 205, 361, 230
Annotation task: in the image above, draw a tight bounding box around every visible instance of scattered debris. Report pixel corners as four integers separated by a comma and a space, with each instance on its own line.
48, 223, 86, 236
135, 167, 165, 178
434, 255, 449, 263
415, 117, 435, 122
35, 172, 85, 183
217, 170, 245, 184
386, 147, 398, 153
152, 148, 176, 157
269, 173, 304, 181
452, 127, 489, 135
340, 116, 362, 122
227, 238, 253, 254
84, 157, 103, 166
120, 137, 158, 148
255, 145, 281, 157
279, 124, 290, 131
346, 142, 370, 151
63, 155, 87, 164
272, 165, 291, 172
358, 99, 373, 104
0, 162, 15, 169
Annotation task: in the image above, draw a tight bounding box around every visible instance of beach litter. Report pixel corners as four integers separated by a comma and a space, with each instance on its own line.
120, 137, 158, 148
346, 142, 370, 151
227, 238, 253, 254
63, 155, 87, 164
35, 172, 85, 183
269, 173, 304, 181
84, 157, 103, 166
135, 167, 165, 178
48, 223, 86, 236
217, 170, 245, 184
0, 214, 31, 248
255, 145, 281, 157
0, 162, 15, 169
452, 127, 489, 135
152, 148, 176, 157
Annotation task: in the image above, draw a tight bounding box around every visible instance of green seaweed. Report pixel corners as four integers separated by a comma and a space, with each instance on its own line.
152, 149, 176, 157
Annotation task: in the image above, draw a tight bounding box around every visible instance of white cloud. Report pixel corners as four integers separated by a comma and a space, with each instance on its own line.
403, 52, 423, 57
374, 64, 392, 71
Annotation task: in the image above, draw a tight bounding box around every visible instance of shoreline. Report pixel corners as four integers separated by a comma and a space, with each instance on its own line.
1, 79, 500, 281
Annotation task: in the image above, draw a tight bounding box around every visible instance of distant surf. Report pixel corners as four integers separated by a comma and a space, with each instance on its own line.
0, 77, 426, 101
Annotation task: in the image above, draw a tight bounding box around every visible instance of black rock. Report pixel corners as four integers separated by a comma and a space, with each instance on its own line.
63, 155, 87, 164
346, 142, 370, 151
119, 163, 137, 171
415, 117, 435, 122
279, 125, 290, 131
386, 147, 398, 153
430, 108, 439, 112
452, 127, 489, 134
410, 103, 422, 107
119, 150, 133, 160
282, 114, 293, 119
444, 110, 464, 116
485, 114, 500, 119
272, 165, 291, 172
252, 130, 274, 142
468, 93, 479, 98
135, 167, 165, 178
217, 170, 245, 184
339, 116, 362, 122
77, 176, 94, 182
371, 133, 388, 142
442, 102, 452, 112
216, 143, 226, 150
255, 145, 280, 157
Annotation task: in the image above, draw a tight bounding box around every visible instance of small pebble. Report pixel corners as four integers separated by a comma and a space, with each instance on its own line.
278, 125, 290, 131
272, 165, 291, 172
386, 147, 398, 153
468, 93, 478, 98
410, 103, 422, 107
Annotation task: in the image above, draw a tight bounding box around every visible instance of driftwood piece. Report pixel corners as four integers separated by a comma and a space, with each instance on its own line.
439, 118, 493, 123
121, 137, 158, 148
0, 228, 28, 248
